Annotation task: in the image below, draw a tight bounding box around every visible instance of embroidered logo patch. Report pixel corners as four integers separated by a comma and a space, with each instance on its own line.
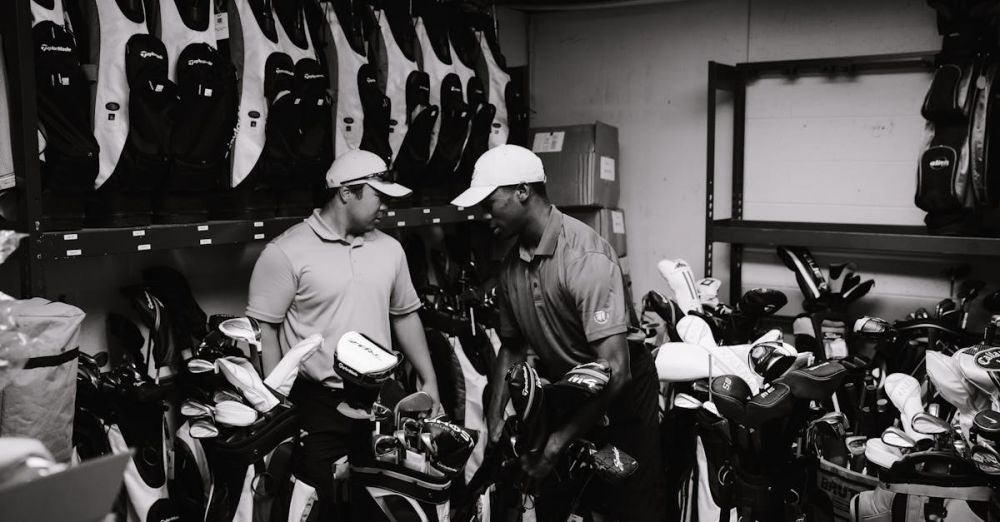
593, 310, 609, 325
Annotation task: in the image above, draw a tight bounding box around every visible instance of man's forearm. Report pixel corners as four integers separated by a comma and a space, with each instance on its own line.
259, 321, 282, 377
391, 312, 440, 401
486, 341, 526, 419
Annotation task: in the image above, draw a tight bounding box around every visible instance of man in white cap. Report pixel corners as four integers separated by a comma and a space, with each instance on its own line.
246, 149, 440, 520
452, 144, 666, 521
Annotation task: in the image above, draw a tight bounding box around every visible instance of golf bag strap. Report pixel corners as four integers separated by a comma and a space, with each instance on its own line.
23, 347, 79, 369
885, 482, 991, 502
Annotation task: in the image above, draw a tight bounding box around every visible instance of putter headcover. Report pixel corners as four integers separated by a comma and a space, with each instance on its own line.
883, 373, 929, 441
422, 415, 476, 477
776, 246, 830, 309
711, 375, 751, 425
589, 443, 639, 483
264, 334, 323, 396
551, 359, 612, 400
777, 361, 847, 402
656, 258, 703, 314
217, 356, 280, 412
737, 288, 788, 317
748, 341, 797, 383
334, 331, 403, 388
746, 382, 794, 427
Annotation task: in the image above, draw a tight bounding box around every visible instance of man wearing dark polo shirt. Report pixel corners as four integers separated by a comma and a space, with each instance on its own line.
451, 145, 666, 521
247, 150, 441, 520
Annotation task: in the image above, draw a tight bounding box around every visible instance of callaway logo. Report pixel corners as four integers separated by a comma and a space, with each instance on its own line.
929, 157, 950, 170
187, 58, 212, 66
140, 50, 164, 60
976, 347, 1000, 370
40, 44, 72, 53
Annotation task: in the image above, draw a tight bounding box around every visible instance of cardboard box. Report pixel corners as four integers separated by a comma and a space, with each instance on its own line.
564, 207, 627, 257
530, 122, 619, 208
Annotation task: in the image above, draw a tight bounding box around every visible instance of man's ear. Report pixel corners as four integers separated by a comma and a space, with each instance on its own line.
514, 183, 530, 203
338, 186, 353, 203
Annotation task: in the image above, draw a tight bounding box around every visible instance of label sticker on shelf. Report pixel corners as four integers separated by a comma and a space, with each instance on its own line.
397, 221, 406, 227
132, 230, 145, 237
66, 249, 82, 257
611, 210, 626, 234
63, 234, 78, 241
467, 215, 475, 220
423, 208, 431, 214
600, 156, 616, 181
386, 211, 396, 217
532, 131, 564, 153
432, 218, 441, 224
253, 222, 264, 228
254, 233, 265, 240
137, 244, 150, 251
200, 239, 212, 245
197, 225, 209, 232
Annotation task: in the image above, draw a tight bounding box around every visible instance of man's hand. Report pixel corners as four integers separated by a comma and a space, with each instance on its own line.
487, 409, 506, 445
521, 433, 567, 480
419, 380, 444, 417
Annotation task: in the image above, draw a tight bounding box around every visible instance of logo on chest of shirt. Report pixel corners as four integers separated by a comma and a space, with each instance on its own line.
593, 310, 609, 325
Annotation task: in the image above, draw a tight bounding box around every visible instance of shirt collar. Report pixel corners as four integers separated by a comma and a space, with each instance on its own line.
518, 206, 562, 262
306, 210, 367, 246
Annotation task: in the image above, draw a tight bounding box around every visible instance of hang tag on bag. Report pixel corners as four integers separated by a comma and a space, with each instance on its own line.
215, 12, 229, 41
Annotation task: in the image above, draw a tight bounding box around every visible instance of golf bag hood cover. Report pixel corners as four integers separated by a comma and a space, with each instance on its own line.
551, 359, 611, 398
422, 415, 476, 476
776, 361, 847, 401
746, 382, 794, 427
334, 331, 403, 388
216, 356, 280, 412
506, 362, 543, 421
590, 443, 639, 483
711, 375, 752, 425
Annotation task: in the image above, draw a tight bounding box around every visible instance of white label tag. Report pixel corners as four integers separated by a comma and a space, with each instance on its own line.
253, 221, 264, 228
215, 12, 229, 40
137, 244, 151, 251
532, 131, 565, 153
200, 239, 212, 245
197, 225, 209, 232
63, 234, 78, 241
600, 156, 616, 181
132, 230, 145, 237
611, 210, 625, 234
66, 249, 82, 257
254, 233, 265, 240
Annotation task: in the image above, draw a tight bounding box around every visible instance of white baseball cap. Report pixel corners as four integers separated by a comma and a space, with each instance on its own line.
450, 144, 546, 208
326, 150, 412, 198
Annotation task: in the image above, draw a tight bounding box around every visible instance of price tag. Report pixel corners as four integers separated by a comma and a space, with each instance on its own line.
66, 249, 82, 257
197, 225, 209, 232
137, 244, 151, 251
132, 230, 145, 237
253, 221, 264, 228
63, 233, 78, 241
200, 239, 212, 245
215, 12, 229, 40
397, 221, 406, 227
432, 218, 441, 224
254, 233, 265, 240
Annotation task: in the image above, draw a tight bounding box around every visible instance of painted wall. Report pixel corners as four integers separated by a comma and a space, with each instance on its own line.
528, 0, 994, 325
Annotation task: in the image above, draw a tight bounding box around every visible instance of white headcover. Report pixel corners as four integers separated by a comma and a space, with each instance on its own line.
864, 438, 902, 470
657, 259, 703, 314
217, 356, 280, 412
264, 334, 323, 395
883, 373, 929, 441
927, 350, 990, 438
677, 315, 761, 393
957, 348, 1000, 401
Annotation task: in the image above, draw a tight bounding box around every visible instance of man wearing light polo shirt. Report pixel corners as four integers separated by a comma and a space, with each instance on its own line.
246, 150, 440, 520
451, 145, 666, 521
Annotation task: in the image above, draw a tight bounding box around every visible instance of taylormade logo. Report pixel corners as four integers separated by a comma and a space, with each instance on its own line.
140, 50, 163, 60
449, 86, 461, 93
40, 44, 72, 53
930, 157, 950, 170
187, 58, 212, 66
303, 73, 323, 79
277, 69, 293, 76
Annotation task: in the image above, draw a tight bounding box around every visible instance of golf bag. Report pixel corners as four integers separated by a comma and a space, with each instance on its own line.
157, 0, 238, 223
30, 0, 99, 230
87, 0, 177, 227
451, 20, 496, 194
323, 0, 391, 161
372, 3, 439, 197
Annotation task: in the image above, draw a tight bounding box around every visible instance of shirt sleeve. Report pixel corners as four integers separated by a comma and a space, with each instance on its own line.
390, 244, 422, 316
565, 252, 628, 342
246, 243, 297, 324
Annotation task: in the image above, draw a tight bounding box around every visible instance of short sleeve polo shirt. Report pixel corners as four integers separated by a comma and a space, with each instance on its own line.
497, 206, 627, 378
246, 210, 421, 388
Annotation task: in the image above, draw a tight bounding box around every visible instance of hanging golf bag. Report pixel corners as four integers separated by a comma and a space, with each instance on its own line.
86, 0, 177, 227
156, 0, 238, 223
473, 22, 511, 149
372, 3, 439, 201
451, 19, 496, 195
31, 0, 100, 230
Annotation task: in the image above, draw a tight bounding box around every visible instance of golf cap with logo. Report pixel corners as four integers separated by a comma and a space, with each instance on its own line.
450, 144, 546, 208
326, 149, 412, 198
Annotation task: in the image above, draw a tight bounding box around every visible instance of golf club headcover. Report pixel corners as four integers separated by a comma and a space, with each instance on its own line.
738, 288, 788, 317
849, 317, 894, 362
926, 351, 989, 438
264, 334, 323, 396
883, 373, 930, 441
657, 258, 703, 314
973, 410, 1000, 444
697, 278, 722, 309
213, 400, 259, 427
422, 415, 475, 477
551, 360, 612, 399
864, 438, 902, 472
643, 291, 685, 342
589, 443, 639, 483
216, 357, 280, 412
334, 331, 403, 388
710, 375, 751, 425
957, 350, 1000, 400
677, 315, 762, 393
777, 361, 847, 402
189, 416, 219, 439
655, 342, 715, 383
746, 382, 794, 428
748, 341, 797, 383
505, 362, 547, 455
776, 246, 830, 309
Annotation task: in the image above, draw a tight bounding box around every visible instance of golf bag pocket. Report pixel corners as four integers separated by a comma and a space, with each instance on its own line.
33, 21, 99, 227
358, 63, 392, 161
917, 145, 966, 212
205, 400, 298, 468
160, 43, 237, 221
277, 58, 330, 216
394, 71, 437, 190
850, 483, 988, 522
816, 457, 878, 522
428, 73, 471, 178
695, 409, 736, 509
922, 64, 970, 122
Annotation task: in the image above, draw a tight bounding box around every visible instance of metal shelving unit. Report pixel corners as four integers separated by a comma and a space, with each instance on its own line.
702, 51, 973, 304
0, 3, 489, 297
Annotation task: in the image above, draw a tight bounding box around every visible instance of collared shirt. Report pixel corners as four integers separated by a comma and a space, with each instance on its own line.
246, 210, 421, 388
497, 206, 627, 378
